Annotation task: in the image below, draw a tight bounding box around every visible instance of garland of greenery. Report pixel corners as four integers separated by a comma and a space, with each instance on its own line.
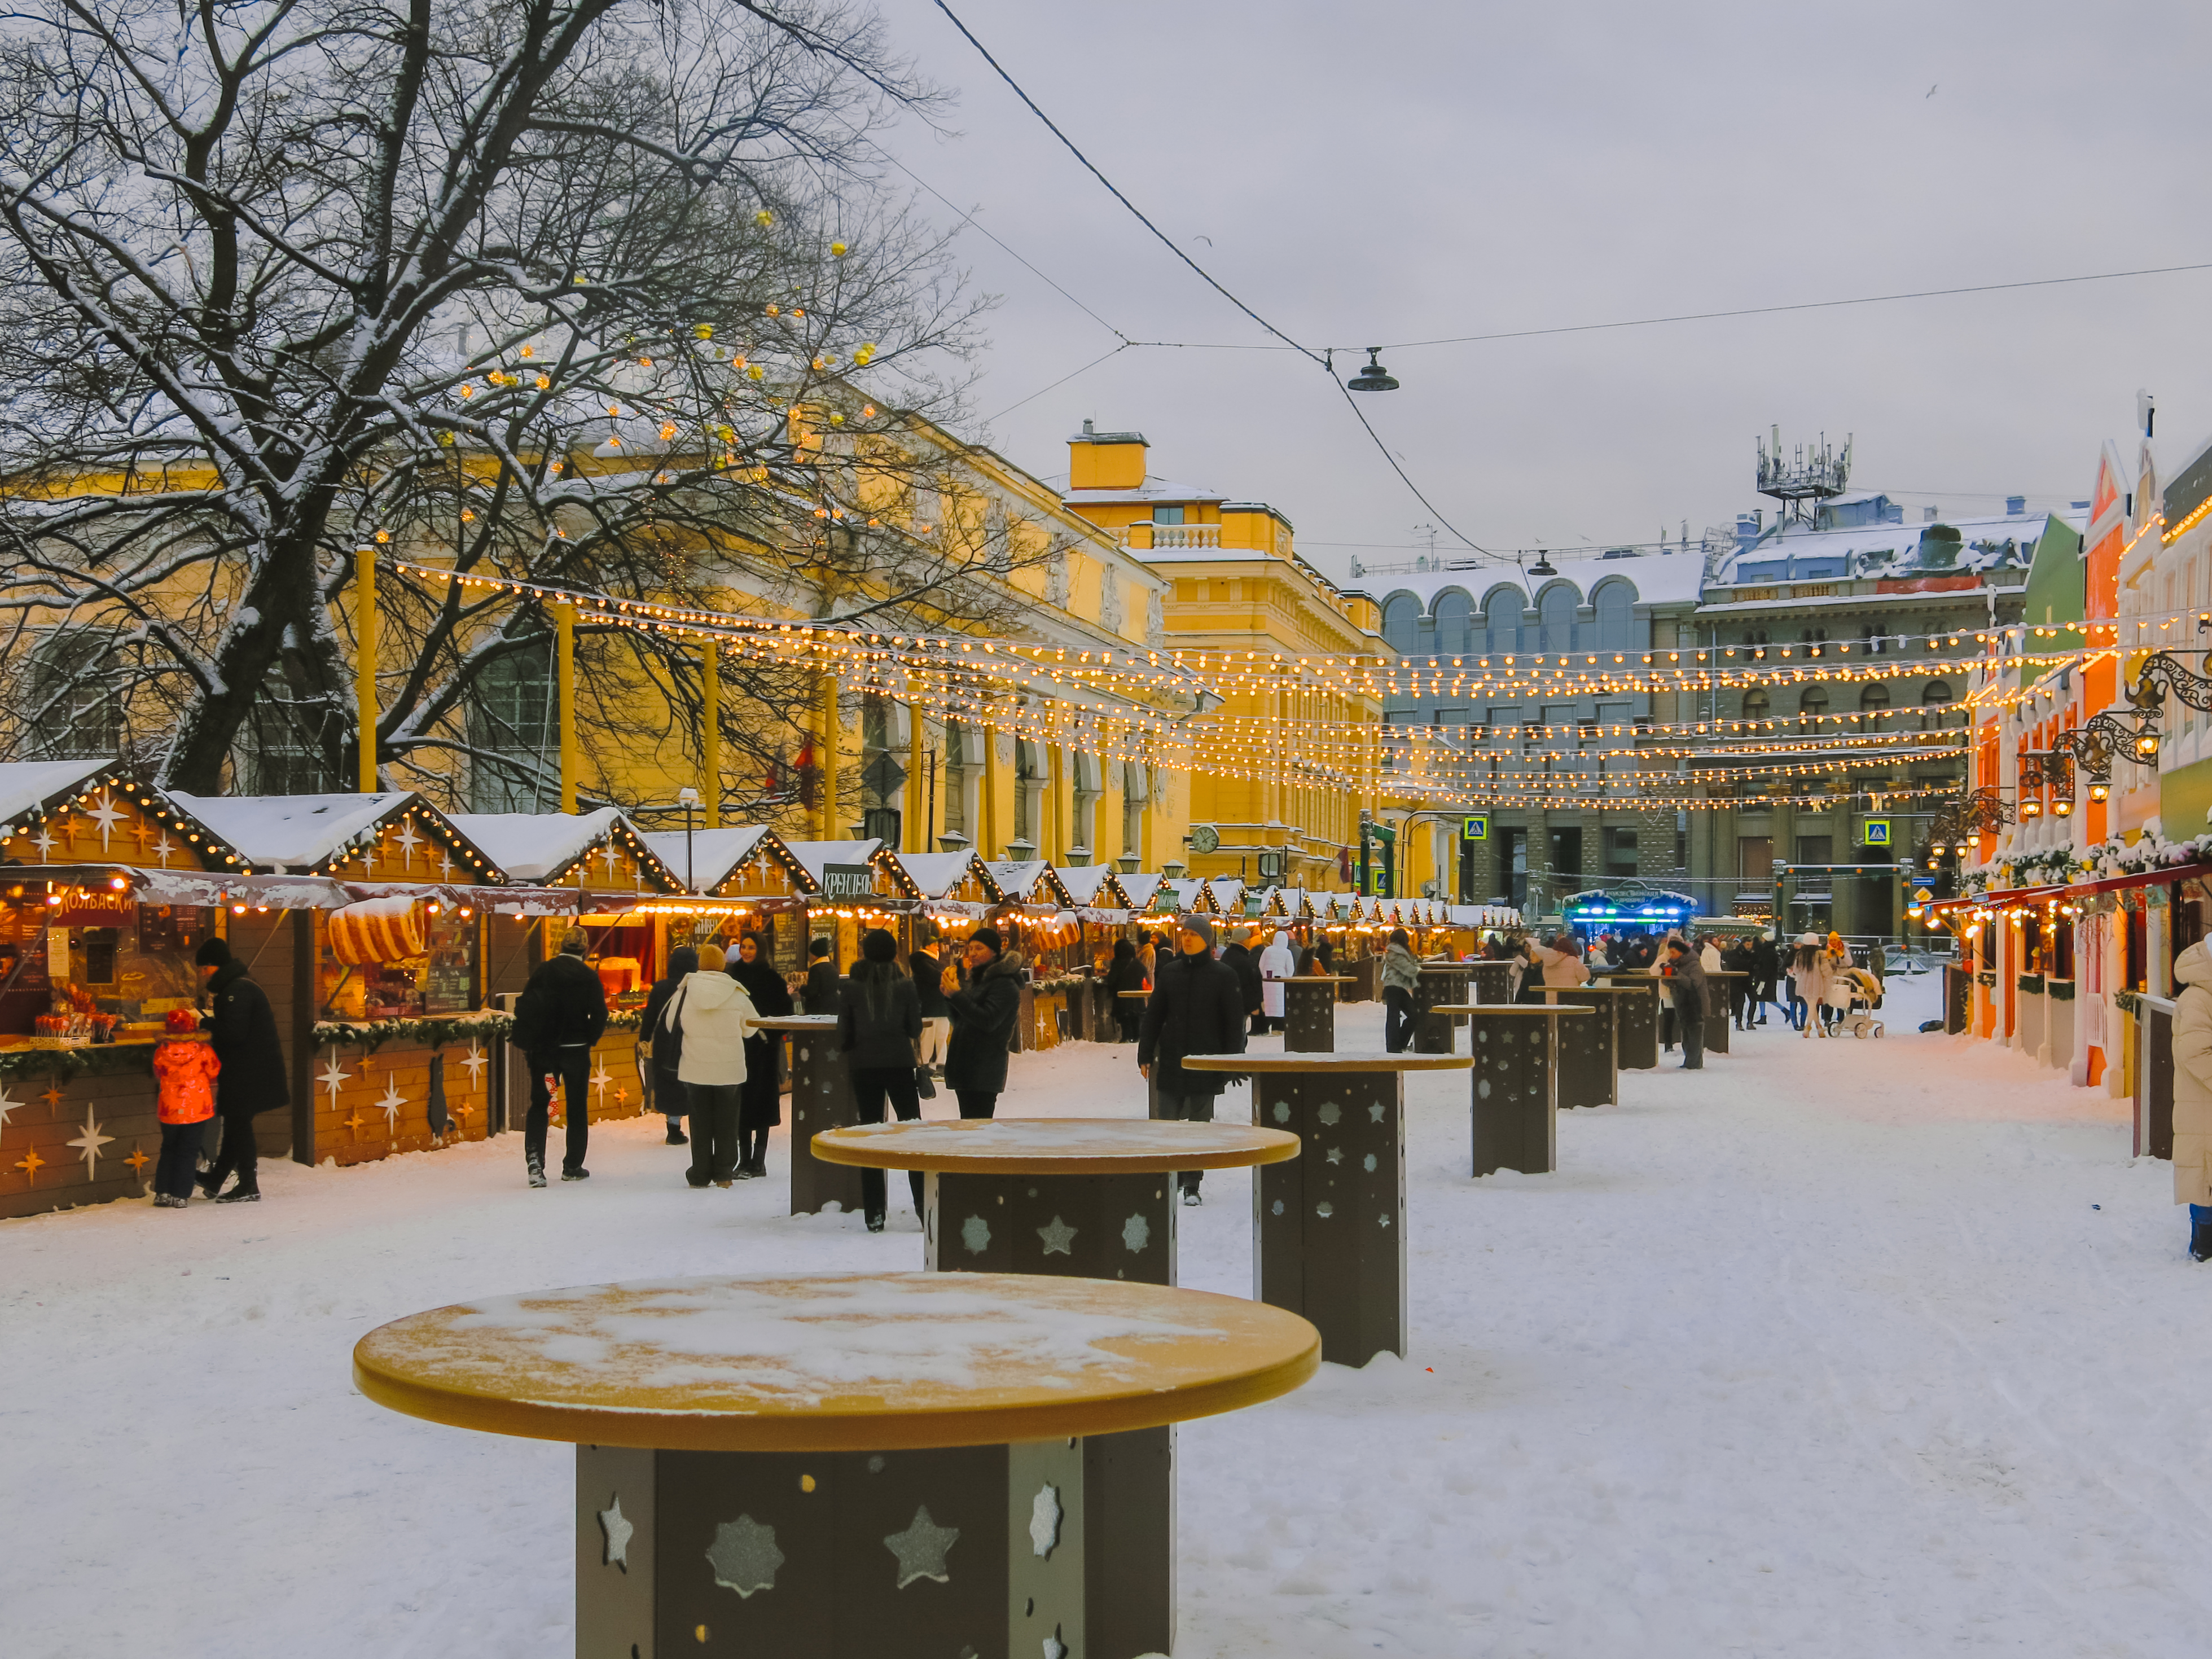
314, 1011, 515, 1053
0, 1041, 157, 1086
2047, 980, 2076, 1001
2017, 973, 2044, 994
2114, 988, 2143, 1015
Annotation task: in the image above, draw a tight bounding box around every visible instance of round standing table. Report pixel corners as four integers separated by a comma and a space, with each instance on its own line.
1181, 1051, 1471, 1367
811, 1117, 1300, 1287
750, 1015, 857, 1215
355, 1272, 1319, 1659
1434, 1003, 1593, 1177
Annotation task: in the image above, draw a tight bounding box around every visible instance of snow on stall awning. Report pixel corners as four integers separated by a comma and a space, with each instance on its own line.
1116, 873, 1164, 910
781, 839, 884, 893
1054, 864, 1121, 906
445, 809, 675, 889
640, 826, 768, 892
168, 790, 504, 880
0, 761, 243, 870
886, 849, 1002, 902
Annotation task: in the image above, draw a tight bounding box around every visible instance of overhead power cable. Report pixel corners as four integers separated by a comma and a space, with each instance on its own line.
928, 0, 1493, 558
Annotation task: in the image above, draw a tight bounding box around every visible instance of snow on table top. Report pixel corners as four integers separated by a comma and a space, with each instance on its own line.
352, 1272, 1317, 1451
810, 1116, 1301, 1173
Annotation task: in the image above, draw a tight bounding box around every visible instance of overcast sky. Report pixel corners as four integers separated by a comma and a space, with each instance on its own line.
872, 0, 2212, 586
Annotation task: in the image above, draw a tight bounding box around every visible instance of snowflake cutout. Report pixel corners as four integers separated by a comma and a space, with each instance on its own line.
960, 1214, 991, 1254
1028, 1483, 1062, 1557
1121, 1213, 1151, 1253
706, 1515, 783, 1598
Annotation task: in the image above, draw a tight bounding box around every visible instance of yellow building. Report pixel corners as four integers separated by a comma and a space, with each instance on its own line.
1059, 422, 1389, 887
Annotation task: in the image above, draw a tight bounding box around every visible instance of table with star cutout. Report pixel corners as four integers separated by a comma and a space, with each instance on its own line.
354, 1272, 1318, 1659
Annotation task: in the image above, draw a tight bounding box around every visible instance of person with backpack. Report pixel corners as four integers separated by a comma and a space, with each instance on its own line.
639, 945, 698, 1145
510, 929, 609, 1187
944, 927, 1024, 1119
839, 928, 925, 1231
192, 936, 288, 1203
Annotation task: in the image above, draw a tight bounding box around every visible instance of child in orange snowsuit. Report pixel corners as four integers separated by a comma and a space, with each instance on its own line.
152, 1010, 218, 1208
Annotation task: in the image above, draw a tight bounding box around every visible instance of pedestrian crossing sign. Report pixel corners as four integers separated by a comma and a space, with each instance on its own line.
1462, 814, 1489, 841
1862, 818, 1891, 846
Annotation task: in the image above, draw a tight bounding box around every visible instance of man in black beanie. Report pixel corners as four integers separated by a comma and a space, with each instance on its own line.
194, 936, 288, 1202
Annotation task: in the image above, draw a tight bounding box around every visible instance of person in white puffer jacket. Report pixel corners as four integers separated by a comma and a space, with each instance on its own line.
668, 960, 760, 1188
2167, 939, 2212, 1261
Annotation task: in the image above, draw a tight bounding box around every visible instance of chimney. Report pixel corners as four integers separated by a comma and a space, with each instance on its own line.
1082, 418, 1094, 436
1923, 506, 1938, 522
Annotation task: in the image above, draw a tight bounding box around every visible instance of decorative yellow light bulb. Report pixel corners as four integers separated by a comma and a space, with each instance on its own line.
831, 242, 848, 257
534, 374, 550, 389
755, 209, 774, 228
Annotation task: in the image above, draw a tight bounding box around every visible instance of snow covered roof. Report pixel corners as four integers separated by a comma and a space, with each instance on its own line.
887, 849, 1001, 901
1349, 548, 1706, 615
1060, 475, 1226, 507
781, 839, 884, 891
640, 826, 770, 893
444, 808, 671, 887
1117, 873, 1164, 909
0, 762, 243, 872
984, 859, 1074, 906
0, 758, 117, 827
1207, 877, 1245, 911
167, 790, 502, 877
1052, 862, 1123, 902
1717, 504, 2087, 586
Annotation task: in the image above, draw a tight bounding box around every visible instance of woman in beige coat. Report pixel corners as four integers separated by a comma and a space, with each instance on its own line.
2167, 940, 2212, 1260
1789, 936, 1837, 1038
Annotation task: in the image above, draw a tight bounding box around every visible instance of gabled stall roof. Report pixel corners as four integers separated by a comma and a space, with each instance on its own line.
444, 807, 674, 888
172, 789, 504, 880
883, 849, 1005, 902
781, 838, 884, 894
1160, 877, 1214, 914
986, 859, 1077, 907
638, 825, 809, 895
1206, 877, 1245, 914
0, 760, 239, 870
1117, 872, 1165, 911
1052, 864, 1128, 908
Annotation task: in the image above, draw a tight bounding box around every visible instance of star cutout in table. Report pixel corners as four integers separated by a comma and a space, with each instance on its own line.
1326, 1146, 1342, 1165
374, 1075, 406, 1132
67, 1110, 114, 1174
884, 1506, 959, 1588
460, 1043, 486, 1086
319, 1055, 351, 1098
597, 1494, 634, 1571
87, 789, 125, 849
14, 1148, 45, 1182
1037, 1215, 1077, 1256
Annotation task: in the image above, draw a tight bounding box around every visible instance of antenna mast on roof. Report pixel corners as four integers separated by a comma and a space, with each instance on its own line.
1756, 425, 1852, 526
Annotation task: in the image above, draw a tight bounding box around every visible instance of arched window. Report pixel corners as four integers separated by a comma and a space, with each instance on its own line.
1859, 682, 1891, 731
1798, 684, 1829, 731
1433, 590, 1473, 656
1539, 585, 1576, 653
1592, 580, 1635, 651
1485, 589, 1522, 655
1741, 687, 1771, 725
1920, 679, 1954, 730
1382, 594, 1420, 653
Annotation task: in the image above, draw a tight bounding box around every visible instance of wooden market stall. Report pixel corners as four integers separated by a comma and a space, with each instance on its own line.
981, 858, 1085, 1049
636, 824, 817, 965
0, 761, 246, 1218
878, 849, 1004, 953
175, 789, 519, 1168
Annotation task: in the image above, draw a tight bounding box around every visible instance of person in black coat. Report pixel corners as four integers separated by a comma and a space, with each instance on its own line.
944, 927, 1024, 1118
1720, 938, 1754, 1029
725, 933, 793, 1177
511, 929, 609, 1185
839, 929, 925, 1230
802, 937, 840, 1015
1221, 928, 1265, 1036
911, 936, 952, 1077
1662, 937, 1708, 1070
1138, 916, 1248, 1204
194, 937, 287, 1202
639, 945, 698, 1145
1748, 931, 1781, 1025
1101, 938, 1148, 1041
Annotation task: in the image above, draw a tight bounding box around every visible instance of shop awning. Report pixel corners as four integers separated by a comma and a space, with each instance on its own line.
1933, 861, 2212, 911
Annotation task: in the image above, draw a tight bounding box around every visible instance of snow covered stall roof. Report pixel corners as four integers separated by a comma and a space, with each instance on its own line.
444, 809, 678, 889
167, 789, 504, 880
638, 826, 810, 896
0, 760, 240, 871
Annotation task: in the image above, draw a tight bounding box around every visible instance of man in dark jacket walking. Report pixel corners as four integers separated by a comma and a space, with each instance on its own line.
802, 938, 840, 1015
911, 934, 951, 1078
639, 945, 698, 1144
512, 929, 609, 1186
1662, 937, 1708, 1070
194, 937, 287, 1202
840, 929, 925, 1230
945, 927, 1024, 1118
1748, 931, 1781, 1026
1138, 917, 1248, 1204
1221, 928, 1265, 1036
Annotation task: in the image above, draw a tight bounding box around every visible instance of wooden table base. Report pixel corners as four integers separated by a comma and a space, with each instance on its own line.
1412, 967, 1471, 1054
1464, 1012, 1560, 1176
1281, 977, 1340, 1053
784, 1028, 865, 1217
1551, 990, 1617, 1108
1607, 980, 1660, 1069
577, 1432, 1164, 1658
924, 1170, 1177, 1287
1252, 1071, 1406, 1367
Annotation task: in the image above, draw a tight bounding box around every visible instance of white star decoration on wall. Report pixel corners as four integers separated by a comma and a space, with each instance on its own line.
0, 1085, 18, 1139
153, 832, 175, 866
591, 1063, 611, 1103
67, 1111, 114, 1173
32, 827, 55, 857
87, 791, 125, 849
319, 1055, 350, 1098
460, 1044, 486, 1085
439, 850, 454, 881
374, 1076, 406, 1132
394, 819, 421, 866
601, 840, 620, 877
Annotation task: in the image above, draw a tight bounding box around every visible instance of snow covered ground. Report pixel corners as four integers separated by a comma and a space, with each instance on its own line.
8, 976, 2212, 1658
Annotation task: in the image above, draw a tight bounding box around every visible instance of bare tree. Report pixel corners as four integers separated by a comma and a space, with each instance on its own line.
0, 0, 1033, 816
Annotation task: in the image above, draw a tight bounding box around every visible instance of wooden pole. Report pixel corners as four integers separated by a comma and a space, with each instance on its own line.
555, 600, 578, 813
982, 718, 1000, 860
817, 672, 840, 840
903, 678, 925, 852
702, 646, 721, 829
355, 547, 378, 792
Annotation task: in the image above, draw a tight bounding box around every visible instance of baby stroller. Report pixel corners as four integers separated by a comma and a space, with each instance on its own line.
1838, 967, 1885, 1038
